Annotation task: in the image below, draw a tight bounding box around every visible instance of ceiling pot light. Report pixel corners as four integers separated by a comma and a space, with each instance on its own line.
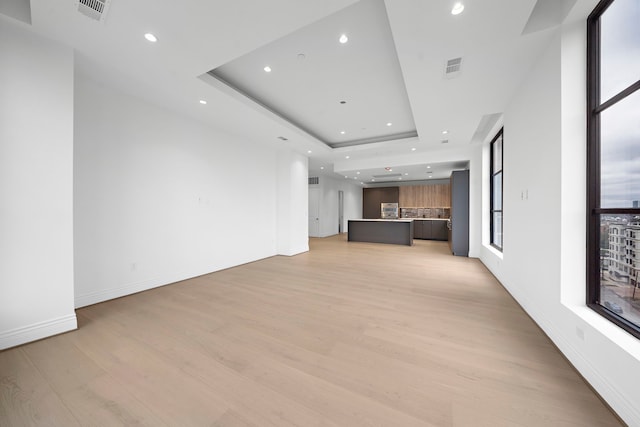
340, 131, 346, 135
442, 130, 449, 134
199, 100, 207, 105
345, 156, 350, 159
451, 2, 464, 15
339, 34, 349, 44
427, 165, 431, 169
144, 33, 157, 42
411, 148, 416, 151
263, 66, 272, 73
320, 166, 324, 170
307, 150, 312, 154
386, 122, 392, 127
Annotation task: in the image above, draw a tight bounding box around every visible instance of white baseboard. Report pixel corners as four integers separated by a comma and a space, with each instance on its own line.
0, 313, 77, 350
75, 273, 194, 308
544, 318, 640, 426
479, 254, 639, 426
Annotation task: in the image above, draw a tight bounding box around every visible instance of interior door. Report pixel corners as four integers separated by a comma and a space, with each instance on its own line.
309, 187, 320, 237
338, 190, 344, 233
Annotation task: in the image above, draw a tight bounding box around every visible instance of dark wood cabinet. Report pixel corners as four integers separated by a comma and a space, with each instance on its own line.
363, 187, 399, 219
450, 170, 469, 256
412, 220, 447, 241
413, 220, 423, 239
431, 220, 448, 241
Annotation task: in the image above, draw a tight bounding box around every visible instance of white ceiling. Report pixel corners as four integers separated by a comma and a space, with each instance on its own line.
4, 0, 592, 186
209, 0, 416, 148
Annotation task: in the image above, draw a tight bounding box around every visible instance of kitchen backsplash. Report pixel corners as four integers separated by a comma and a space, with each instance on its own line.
400, 207, 451, 218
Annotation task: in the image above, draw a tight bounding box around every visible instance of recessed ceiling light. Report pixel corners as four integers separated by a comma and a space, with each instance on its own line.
427, 165, 431, 169
339, 34, 348, 44
451, 2, 465, 15
404, 173, 409, 176
429, 175, 433, 178
385, 167, 392, 171
263, 66, 272, 73
386, 122, 392, 127
307, 150, 312, 154
371, 179, 375, 181
144, 33, 157, 42
199, 100, 207, 105
345, 156, 350, 159
442, 130, 449, 134
399, 177, 402, 180
320, 166, 324, 170
411, 147, 416, 151
356, 171, 360, 175
345, 176, 348, 178
340, 131, 346, 135
353, 177, 357, 180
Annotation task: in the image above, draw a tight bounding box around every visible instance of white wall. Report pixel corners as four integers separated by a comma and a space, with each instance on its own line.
0, 18, 77, 349
276, 149, 309, 255
480, 22, 640, 426
74, 75, 298, 307
310, 176, 362, 237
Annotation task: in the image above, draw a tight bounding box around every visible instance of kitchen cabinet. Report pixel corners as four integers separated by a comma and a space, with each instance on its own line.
363, 187, 399, 219
450, 170, 469, 256
431, 220, 448, 241
413, 220, 423, 239
413, 219, 448, 241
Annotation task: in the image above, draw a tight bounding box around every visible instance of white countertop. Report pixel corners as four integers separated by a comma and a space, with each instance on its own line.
348, 219, 414, 223
348, 218, 450, 222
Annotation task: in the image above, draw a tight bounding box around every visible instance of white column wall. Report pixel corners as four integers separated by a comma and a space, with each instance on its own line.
0, 18, 77, 349
479, 22, 640, 426
74, 75, 283, 307
276, 150, 309, 255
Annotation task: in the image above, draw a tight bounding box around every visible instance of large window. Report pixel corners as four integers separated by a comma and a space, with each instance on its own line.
587, 0, 640, 338
490, 129, 503, 250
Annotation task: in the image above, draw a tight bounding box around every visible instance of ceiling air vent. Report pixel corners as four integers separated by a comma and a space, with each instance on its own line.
308, 177, 319, 185
444, 57, 462, 79
277, 136, 289, 141
77, 0, 111, 22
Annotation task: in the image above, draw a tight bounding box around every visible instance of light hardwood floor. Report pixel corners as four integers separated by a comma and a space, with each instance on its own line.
0, 235, 624, 426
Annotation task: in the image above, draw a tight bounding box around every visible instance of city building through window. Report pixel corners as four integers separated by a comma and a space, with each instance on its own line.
587, 0, 640, 338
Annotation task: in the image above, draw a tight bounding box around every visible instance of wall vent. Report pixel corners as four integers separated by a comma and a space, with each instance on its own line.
77, 0, 110, 22
444, 57, 462, 78
441, 139, 449, 144
308, 177, 319, 185
372, 173, 402, 179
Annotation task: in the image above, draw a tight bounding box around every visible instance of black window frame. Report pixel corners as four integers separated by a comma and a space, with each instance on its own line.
587, 0, 640, 339
490, 128, 504, 251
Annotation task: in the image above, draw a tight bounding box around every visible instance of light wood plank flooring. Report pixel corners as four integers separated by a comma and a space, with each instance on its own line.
1, 235, 624, 426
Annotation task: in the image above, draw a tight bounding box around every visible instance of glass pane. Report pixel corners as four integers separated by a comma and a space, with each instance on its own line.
599, 214, 640, 328
600, 89, 640, 208
492, 211, 502, 248
492, 172, 502, 210
600, 0, 640, 102
492, 135, 503, 172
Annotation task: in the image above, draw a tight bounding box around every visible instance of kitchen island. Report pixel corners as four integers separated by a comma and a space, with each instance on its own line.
347, 219, 414, 246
